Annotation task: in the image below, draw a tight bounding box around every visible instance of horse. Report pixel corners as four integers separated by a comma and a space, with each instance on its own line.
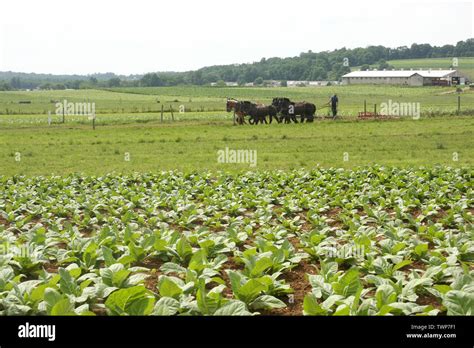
239, 101, 278, 125
294, 101, 316, 122
226, 98, 246, 125
272, 98, 298, 123
227, 99, 278, 125
272, 98, 316, 123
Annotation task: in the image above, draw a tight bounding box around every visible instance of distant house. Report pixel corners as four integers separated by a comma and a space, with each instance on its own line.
287, 81, 307, 87
341, 69, 461, 86
307, 81, 339, 86
265, 80, 281, 87
287, 80, 339, 87
210, 82, 238, 87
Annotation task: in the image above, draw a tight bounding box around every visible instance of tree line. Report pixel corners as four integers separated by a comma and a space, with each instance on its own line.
0, 39, 472, 90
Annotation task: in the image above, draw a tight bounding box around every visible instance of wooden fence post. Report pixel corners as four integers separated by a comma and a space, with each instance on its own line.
161, 104, 164, 123
364, 100, 367, 114
170, 105, 174, 121
457, 95, 461, 115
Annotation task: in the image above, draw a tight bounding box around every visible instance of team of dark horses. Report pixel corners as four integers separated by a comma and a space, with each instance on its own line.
226, 98, 316, 125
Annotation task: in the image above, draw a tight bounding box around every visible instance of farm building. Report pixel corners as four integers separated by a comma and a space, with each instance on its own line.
341, 69, 461, 86
287, 80, 340, 87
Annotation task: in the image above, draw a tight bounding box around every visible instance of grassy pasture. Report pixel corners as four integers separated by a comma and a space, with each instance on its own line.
387, 57, 474, 80
1, 116, 472, 176
0, 85, 472, 176
0, 85, 473, 119
354, 57, 474, 80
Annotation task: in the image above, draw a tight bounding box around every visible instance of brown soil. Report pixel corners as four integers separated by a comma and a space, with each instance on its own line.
287, 236, 301, 249
296, 212, 313, 232
364, 289, 376, 299
0, 215, 10, 227
144, 272, 159, 292
237, 238, 254, 252
29, 215, 44, 225
410, 208, 422, 219
416, 293, 443, 310
325, 207, 342, 218
168, 223, 184, 232
323, 207, 343, 228
138, 257, 163, 270
220, 257, 244, 298
432, 209, 448, 221
299, 220, 313, 233
80, 227, 94, 237
139, 257, 164, 291
405, 260, 427, 272
260, 261, 317, 316
44, 262, 59, 273
91, 306, 108, 316
55, 242, 68, 249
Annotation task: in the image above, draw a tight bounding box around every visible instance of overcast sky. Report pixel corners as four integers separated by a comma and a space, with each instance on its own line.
0, 0, 472, 75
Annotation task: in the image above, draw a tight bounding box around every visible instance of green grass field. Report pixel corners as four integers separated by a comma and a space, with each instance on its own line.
354, 57, 474, 80
1, 84, 473, 176
387, 57, 474, 80
0, 84, 473, 118
1, 116, 472, 176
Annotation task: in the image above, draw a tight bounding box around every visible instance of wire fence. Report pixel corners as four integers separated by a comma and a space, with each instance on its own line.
0, 96, 472, 127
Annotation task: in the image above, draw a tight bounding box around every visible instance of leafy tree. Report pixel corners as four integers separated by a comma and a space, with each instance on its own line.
377, 59, 394, 70
254, 77, 264, 85
140, 73, 163, 87
10, 77, 21, 89
0, 39, 472, 88
191, 71, 203, 85
307, 66, 326, 80
0, 81, 12, 91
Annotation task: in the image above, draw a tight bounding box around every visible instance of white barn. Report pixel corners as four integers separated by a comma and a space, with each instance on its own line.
342, 69, 460, 86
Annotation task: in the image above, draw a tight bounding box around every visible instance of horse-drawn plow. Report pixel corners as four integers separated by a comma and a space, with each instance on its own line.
226, 98, 316, 125
357, 111, 400, 120
227, 98, 402, 124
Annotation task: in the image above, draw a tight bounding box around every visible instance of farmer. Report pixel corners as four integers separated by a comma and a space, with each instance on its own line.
329, 94, 338, 119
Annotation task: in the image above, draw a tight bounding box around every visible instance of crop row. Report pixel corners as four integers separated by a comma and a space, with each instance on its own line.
0, 167, 472, 315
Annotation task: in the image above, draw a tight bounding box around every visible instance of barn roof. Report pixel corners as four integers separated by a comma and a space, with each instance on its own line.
342, 69, 457, 78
